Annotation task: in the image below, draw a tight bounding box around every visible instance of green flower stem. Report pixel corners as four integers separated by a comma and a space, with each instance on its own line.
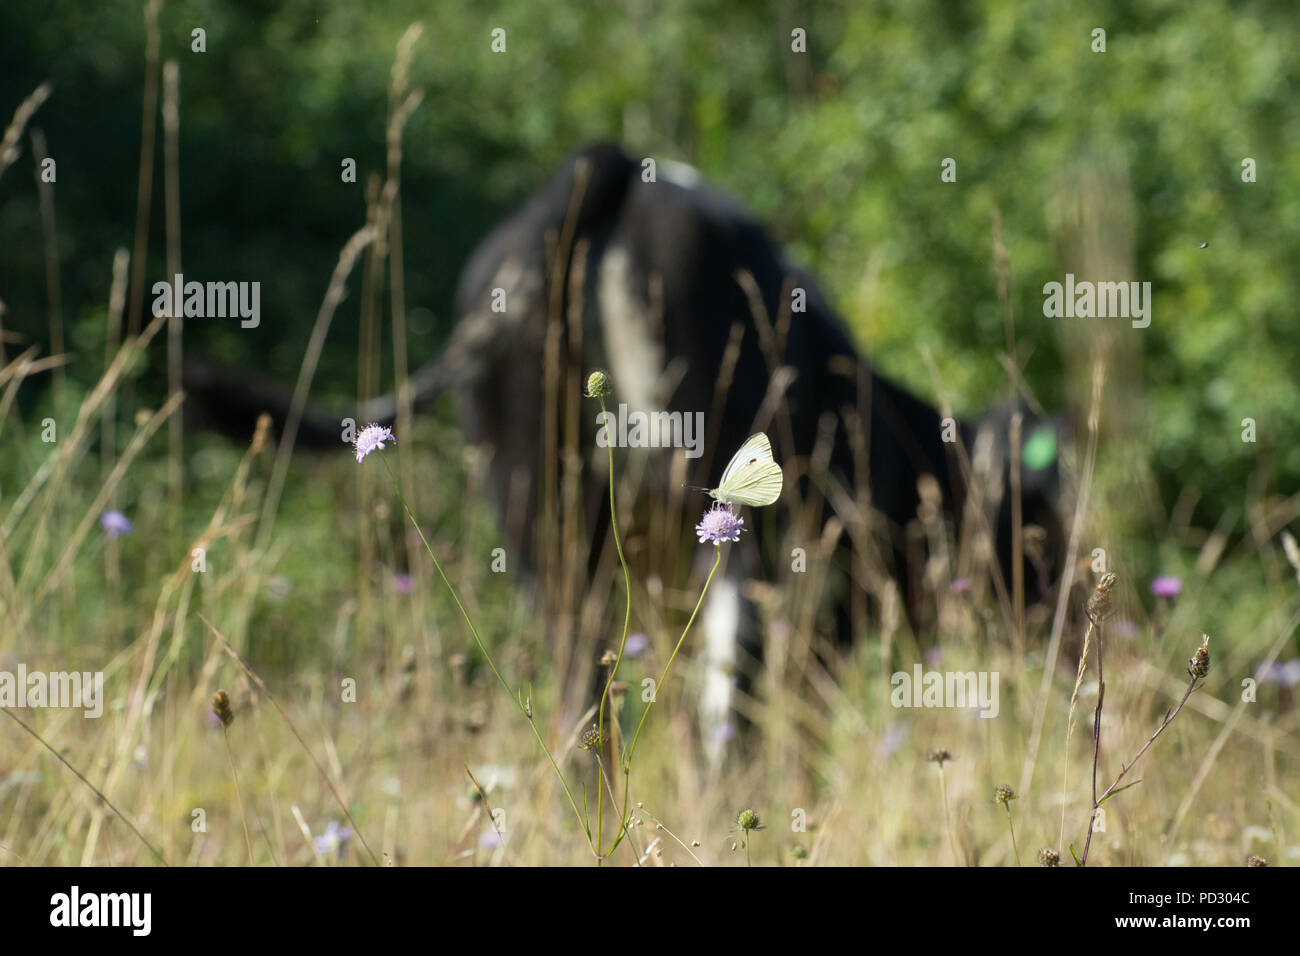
605, 545, 722, 857
596, 395, 634, 863
379, 453, 594, 852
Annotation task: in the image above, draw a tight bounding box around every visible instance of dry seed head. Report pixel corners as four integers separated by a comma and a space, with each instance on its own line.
1038, 847, 1061, 867
578, 724, 602, 751
1247, 855, 1267, 867
927, 748, 954, 767
1087, 572, 1118, 622
211, 690, 234, 727
1188, 634, 1211, 679
994, 785, 1016, 806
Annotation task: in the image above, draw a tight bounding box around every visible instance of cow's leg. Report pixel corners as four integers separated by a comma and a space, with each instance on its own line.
698, 542, 761, 768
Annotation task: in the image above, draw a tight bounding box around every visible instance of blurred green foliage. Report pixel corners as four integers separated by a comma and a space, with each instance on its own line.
1, 0, 1296, 526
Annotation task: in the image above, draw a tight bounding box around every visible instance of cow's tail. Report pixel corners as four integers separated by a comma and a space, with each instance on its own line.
182, 143, 637, 446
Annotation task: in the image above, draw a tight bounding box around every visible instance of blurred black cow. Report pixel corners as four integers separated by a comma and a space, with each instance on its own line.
185, 143, 1064, 752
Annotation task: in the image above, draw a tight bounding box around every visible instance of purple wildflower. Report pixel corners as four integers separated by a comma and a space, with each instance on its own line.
1258, 659, 1300, 688
1151, 575, 1182, 598
1112, 617, 1139, 640
353, 423, 395, 463
877, 722, 906, 757
695, 503, 743, 545
707, 721, 737, 746
393, 573, 413, 594
624, 633, 649, 657
100, 510, 132, 538
314, 820, 354, 858
951, 577, 971, 594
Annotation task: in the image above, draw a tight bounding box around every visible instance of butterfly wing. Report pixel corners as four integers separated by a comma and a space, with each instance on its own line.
711, 433, 783, 507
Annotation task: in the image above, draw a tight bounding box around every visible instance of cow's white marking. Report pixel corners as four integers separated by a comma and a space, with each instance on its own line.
700, 575, 741, 765
659, 158, 702, 190
597, 246, 663, 416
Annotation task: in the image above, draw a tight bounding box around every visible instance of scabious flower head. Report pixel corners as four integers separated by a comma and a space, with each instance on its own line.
624, 633, 649, 657
735, 809, 763, 832
100, 510, 133, 538
314, 820, 353, 858
392, 573, 413, 594
950, 577, 971, 594
1038, 847, 1061, 867
994, 785, 1016, 807
353, 423, 395, 463
584, 369, 612, 398
695, 503, 743, 545
1151, 575, 1182, 598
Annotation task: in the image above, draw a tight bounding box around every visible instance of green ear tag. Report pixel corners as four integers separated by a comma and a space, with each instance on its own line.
1022, 426, 1057, 470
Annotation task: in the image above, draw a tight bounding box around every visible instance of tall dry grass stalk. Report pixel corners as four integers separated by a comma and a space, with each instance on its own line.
1020, 355, 1105, 797
0, 82, 52, 183
162, 58, 183, 547
201, 617, 381, 865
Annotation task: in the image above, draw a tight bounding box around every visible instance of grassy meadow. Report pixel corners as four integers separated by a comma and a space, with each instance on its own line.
1, 3, 1298, 868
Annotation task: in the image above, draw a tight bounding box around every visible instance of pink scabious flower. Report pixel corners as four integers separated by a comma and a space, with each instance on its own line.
951, 577, 971, 594
353, 423, 395, 463
695, 503, 743, 545
100, 510, 133, 538
1151, 575, 1182, 598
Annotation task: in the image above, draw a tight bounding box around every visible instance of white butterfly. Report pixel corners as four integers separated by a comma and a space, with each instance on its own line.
708, 432, 783, 507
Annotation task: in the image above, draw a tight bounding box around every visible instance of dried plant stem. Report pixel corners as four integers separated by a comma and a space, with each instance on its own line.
465, 766, 511, 862
1, 707, 168, 865
378, 454, 595, 854
200, 617, 381, 866
1059, 612, 1098, 848
595, 394, 633, 863
0, 82, 52, 182
606, 548, 723, 858
1022, 358, 1105, 796
1080, 674, 1201, 865
222, 726, 254, 864
1004, 807, 1022, 866
937, 764, 958, 865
